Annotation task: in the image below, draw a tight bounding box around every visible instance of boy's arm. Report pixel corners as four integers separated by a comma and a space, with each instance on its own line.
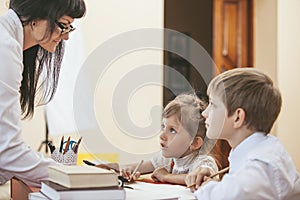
121, 160, 154, 180
194, 161, 287, 200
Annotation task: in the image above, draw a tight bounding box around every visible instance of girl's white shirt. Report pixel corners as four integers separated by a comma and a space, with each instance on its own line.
151, 151, 218, 175
0, 9, 57, 187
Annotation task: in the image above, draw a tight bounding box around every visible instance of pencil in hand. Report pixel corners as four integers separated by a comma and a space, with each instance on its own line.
129, 160, 144, 182
186, 166, 230, 188
209, 166, 229, 179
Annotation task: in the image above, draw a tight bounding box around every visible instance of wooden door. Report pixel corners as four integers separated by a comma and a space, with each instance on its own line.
212, 0, 253, 169
213, 0, 253, 72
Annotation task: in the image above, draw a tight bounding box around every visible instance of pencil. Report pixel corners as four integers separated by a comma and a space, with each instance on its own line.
129, 160, 144, 182
73, 136, 82, 153
63, 137, 71, 155
186, 166, 230, 188
209, 166, 229, 179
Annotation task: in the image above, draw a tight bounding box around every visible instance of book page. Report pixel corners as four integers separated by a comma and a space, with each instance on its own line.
125, 181, 196, 200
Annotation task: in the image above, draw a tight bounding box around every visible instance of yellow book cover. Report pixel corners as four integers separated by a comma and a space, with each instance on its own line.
48, 165, 118, 188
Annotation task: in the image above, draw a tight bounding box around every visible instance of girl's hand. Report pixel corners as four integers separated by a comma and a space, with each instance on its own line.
151, 167, 169, 182
121, 167, 141, 181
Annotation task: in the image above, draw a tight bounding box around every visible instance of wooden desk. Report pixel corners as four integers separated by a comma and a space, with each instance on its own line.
10, 177, 40, 200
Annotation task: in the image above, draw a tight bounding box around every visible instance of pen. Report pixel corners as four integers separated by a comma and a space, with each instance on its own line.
63, 137, 71, 155
129, 160, 144, 182
186, 166, 230, 188
83, 160, 96, 166
73, 136, 82, 153
59, 136, 64, 153
83, 160, 121, 173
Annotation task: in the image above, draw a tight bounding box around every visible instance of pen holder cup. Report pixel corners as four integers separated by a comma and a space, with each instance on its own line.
51, 149, 78, 165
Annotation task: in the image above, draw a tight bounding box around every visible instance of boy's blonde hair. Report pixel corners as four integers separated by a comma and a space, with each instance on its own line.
208, 68, 282, 133
162, 93, 207, 140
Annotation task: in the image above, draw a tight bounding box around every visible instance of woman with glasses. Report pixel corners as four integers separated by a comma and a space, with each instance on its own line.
0, 0, 86, 187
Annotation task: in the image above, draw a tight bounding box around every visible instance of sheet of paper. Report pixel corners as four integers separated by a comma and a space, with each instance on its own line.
125, 181, 196, 200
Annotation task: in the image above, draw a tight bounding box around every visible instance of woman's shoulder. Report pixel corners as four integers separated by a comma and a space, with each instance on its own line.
0, 22, 23, 90
0, 9, 23, 49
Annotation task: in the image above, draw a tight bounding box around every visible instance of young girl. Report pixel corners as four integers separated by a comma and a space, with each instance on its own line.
121, 93, 219, 185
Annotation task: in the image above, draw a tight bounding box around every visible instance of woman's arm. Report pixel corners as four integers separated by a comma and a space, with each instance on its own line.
0, 20, 57, 187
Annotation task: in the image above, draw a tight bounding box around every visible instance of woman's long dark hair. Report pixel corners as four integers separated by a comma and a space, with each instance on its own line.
9, 0, 86, 119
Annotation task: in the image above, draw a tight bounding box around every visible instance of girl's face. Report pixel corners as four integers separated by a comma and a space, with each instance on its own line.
202, 93, 233, 140
33, 16, 74, 52
160, 114, 194, 158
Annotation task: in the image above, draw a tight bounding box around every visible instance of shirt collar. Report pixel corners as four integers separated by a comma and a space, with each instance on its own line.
173, 153, 196, 170
229, 132, 266, 173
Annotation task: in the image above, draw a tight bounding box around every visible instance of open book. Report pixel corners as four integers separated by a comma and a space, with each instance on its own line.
48, 165, 118, 188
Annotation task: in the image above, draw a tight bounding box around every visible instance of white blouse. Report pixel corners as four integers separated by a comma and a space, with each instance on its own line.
194, 132, 300, 200
151, 151, 218, 175
0, 9, 57, 187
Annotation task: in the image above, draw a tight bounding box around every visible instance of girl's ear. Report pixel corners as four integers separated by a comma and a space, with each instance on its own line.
233, 108, 246, 128
190, 136, 203, 150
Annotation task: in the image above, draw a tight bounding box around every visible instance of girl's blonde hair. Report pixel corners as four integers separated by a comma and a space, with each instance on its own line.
163, 93, 207, 140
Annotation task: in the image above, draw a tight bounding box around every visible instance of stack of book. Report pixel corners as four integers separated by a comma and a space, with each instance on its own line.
32, 165, 125, 200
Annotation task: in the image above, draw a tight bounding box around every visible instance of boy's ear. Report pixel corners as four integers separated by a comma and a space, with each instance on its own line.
233, 108, 246, 128
190, 136, 203, 150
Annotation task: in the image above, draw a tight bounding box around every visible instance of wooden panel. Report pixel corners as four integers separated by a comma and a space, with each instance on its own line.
223, 2, 238, 68
213, 0, 253, 73
10, 177, 40, 200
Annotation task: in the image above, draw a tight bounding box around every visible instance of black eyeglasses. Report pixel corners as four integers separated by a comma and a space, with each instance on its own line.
55, 20, 76, 34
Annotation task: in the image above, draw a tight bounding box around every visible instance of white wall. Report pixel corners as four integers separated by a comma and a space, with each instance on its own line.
74, 0, 164, 164
277, 0, 300, 171
254, 0, 300, 170
0, 0, 164, 164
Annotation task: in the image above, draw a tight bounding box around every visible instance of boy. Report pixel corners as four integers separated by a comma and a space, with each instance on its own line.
185, 68, 300, 199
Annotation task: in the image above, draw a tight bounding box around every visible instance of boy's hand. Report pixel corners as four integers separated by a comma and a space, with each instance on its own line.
185, 167, 212, 192
202, 176, 213, 186
151, 167, 169, 182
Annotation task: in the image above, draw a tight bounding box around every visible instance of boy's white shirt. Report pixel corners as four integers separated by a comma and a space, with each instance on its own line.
194, 132, 300, 200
